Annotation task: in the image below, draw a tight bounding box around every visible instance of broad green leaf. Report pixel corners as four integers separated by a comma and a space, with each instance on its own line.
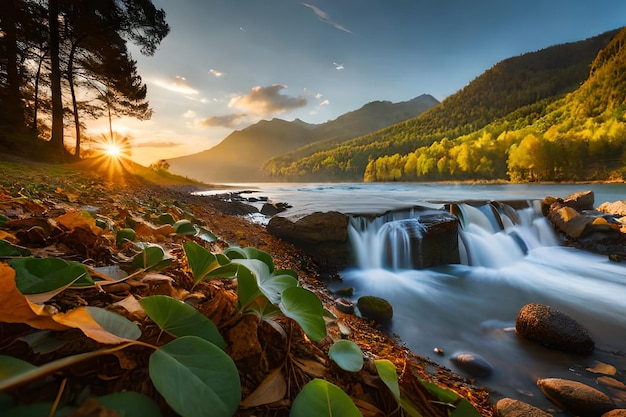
290, 378, 362, 417
375, 359, 400, 401
97, 391, 162, 417
18, 331, 68, 355
196, 226, 217, 242
0, 240, 30, 257
0, 356, 37, 381
420, 379, 480, 417
236, 265, 262, 311
115, 228, 136, 247
329, 340, 364, 372
183, 241, 219, 282
232, 259, 297, 305
249, 297, 282, 319
131, 244, 172, 271
450, 398, 481, 417
173, 220, 196, 235
140, 295, 226, 350
149, 336, 241, 417
157, 213, 176, 225
85, 306, 141, 341
279, 287, 326, 342
9, 257, 93, 294
225, 246, 274, 272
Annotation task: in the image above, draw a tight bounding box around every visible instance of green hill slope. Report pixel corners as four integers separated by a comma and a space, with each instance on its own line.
264, 29, 621, 182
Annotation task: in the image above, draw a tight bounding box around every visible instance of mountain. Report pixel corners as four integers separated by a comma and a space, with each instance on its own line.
166, 94, 439, 183
263, 28, 621, 181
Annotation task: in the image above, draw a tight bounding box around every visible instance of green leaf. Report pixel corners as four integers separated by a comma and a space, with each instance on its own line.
279, 287, 326, 342
173, 219, 196, 235
290, 378, 362, 417
232, 259, 298, 305
375, 359, 400, 401
9, 258, 93, 294
96, 391, 162, 417
2, 402, 75, 417
157, 213, 176, 225
149, 336, 241, 417
329, 340, 364, 372
85, 306, 141, 341
131, 244, 172, 271
183, 241, 219, 282
420, 379, 480, 417
235, 265, 262, 311
0, 240, 30, 257
0, 356, 37, 381
450, 398, 481, 417
196, 226, 218, 242
225, 246, 274, 272
115, 228, 136, 247
140, 295, 226, 350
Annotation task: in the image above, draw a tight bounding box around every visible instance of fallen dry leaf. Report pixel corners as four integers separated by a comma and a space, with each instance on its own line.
241, 367, 287, 408
52, 306, 135, 345
0, 263, 68, 331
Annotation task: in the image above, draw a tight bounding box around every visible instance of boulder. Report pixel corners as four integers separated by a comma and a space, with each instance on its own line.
603, 410, 626, 417
449, 351, 493, 377
260, 201, 291, 216
563, 191, 595, 211
515, 303, 594, 354
598, 201, 626, 216
547, 204, 595, 239
416, 212, 460, 268
357, 296, 393, 324
537, 378, 615, 417
267, 211, 350, 269
496, 397, 553, 417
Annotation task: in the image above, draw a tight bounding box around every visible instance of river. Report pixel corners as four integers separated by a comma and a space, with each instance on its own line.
197, 182, 626, 413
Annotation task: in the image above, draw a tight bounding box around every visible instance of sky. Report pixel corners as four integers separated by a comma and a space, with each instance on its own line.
88, 0, 626, 166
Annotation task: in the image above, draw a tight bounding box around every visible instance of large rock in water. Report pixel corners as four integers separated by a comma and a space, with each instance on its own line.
537, 378, 615, 416
515, 303, 594, 354
415, 211, 460, 268
356, 296, 393, 324
496, 398, 553, 417
267, 211, 349, 269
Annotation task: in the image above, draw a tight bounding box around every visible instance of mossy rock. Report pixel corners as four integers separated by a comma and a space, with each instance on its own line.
357, 296, 393, 324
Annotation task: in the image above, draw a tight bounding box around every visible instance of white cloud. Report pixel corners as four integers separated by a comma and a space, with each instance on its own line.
209, 68, 224, 77
183, 110, 197, 119
319, 99, 330, 106
152, 76, 199, 95
229, 85, 307, 116
333, 62, 344, 70
196, 113, 250, 129
302, 3, 352, 33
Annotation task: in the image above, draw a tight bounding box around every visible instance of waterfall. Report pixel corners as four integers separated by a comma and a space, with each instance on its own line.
348, 211, 425, 270
348, 201, 561, 270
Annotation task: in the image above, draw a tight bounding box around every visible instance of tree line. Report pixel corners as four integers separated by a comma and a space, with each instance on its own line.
0, 0, 169, 159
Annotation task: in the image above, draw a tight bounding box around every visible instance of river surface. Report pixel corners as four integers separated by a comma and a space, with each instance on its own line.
197, 183, 626, 413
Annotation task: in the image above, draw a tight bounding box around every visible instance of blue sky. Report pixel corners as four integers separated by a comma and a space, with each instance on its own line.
95, 0, 626, 165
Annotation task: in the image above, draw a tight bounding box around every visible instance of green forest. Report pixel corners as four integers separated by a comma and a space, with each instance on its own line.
263, 28, 626, 183
0, 0, 169, 161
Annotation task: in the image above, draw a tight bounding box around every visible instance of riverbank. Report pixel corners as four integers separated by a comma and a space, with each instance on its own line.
0, 158, 493, 416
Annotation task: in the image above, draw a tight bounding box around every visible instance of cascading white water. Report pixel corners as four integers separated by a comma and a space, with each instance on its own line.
338, 201, 626, 410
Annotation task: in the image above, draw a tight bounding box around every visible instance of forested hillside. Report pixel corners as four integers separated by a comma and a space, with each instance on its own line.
263, 29, 621, 182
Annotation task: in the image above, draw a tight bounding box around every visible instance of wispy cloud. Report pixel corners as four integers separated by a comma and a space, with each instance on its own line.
333, 62, 344, 70
209, 68, 224, 77
196, 113, 250, 129
152, 76, 199, 95
229, 85, 307, 116
302, 3, 352, 33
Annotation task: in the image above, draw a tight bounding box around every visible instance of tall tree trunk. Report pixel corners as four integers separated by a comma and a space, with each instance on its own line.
32, 50, 47, 134
0, 0, 26, 136
48, 0, 64, 151
67, 42, 81, 158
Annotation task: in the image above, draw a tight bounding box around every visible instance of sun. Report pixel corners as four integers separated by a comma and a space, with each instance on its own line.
102, 143, 124, 158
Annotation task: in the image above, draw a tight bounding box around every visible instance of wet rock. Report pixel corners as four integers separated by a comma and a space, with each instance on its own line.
563, 190, 595, 211
450, 351, 493, 377
515, 303, 595, 354
496, 397, 553, 417
547, 204, 595, 239
598, 201, 626, 216
415, 212, 460, 268
335, 287, 354, 297
537, 377, 615, 417
267, 211, 349, 269
356, 296, 393, 324
260, 201, 291, 216
334, 298, 355, 314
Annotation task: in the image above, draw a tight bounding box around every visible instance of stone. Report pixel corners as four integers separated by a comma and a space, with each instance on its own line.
515, 303, 594, 354
496, 397, 553, 417
547, 204, 595, 238
449, 351, 493, 377
415, 212, 460, 268
598, 201, 626, 216
334, 298, 355, 314
563, 191, 595, 211
537, 378, 615, 417
260, 201, 291, 216
356, 296, 393, 324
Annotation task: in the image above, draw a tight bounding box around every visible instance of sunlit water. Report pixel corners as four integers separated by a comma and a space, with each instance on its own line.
197, 183, 626, 410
